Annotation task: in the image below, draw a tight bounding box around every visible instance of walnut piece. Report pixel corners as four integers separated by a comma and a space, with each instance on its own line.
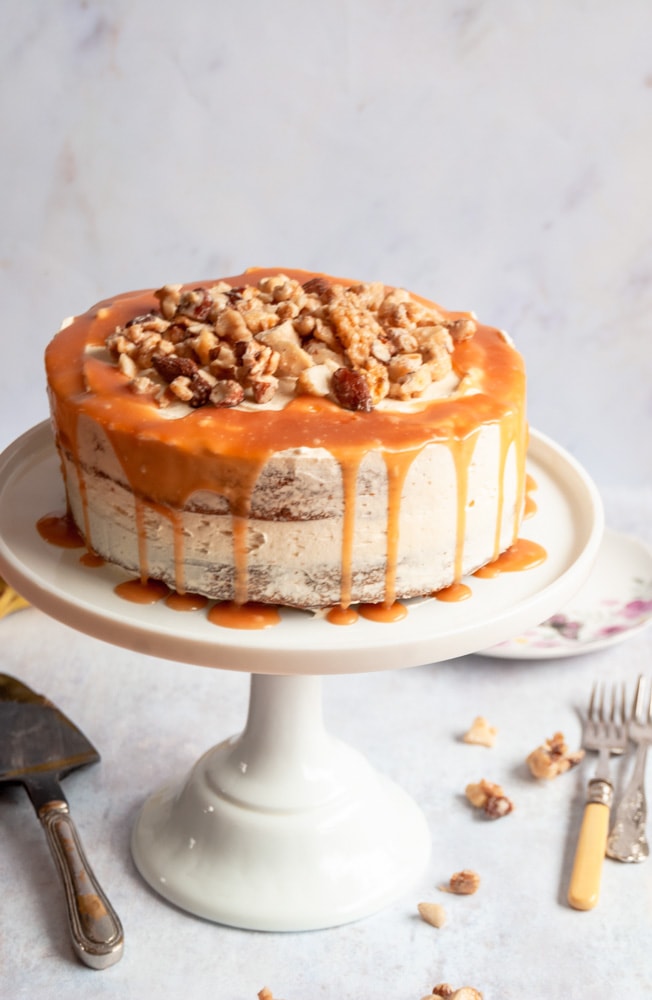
106, 272, 476, 410
430, 988, 483, 1000
465, 779, 514, 819
462, 716, 497, 747
526, 732, 585, 779
417, 901, 446, 928
444, 869, 481, 895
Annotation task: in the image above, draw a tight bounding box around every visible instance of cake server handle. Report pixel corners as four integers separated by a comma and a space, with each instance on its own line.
39, 800, 124, 969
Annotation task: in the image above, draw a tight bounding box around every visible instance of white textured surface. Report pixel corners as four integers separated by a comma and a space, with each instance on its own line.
1, 2, 652, 997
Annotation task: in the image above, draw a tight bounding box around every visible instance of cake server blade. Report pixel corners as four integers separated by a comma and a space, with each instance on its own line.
0, 673, 124, 968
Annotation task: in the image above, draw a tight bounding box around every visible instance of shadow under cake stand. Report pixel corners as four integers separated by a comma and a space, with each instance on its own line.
0, 423, 603, 931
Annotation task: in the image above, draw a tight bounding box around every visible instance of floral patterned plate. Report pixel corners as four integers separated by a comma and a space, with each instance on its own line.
480, 529, 652, 659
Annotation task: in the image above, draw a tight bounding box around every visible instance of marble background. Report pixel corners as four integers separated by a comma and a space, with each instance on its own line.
1, 0, 652, 488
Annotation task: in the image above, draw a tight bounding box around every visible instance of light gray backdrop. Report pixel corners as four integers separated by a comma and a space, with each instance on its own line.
2, 0, 651, 490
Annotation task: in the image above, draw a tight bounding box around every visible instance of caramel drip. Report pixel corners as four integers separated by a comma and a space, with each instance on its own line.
513, 421, 529, 544
338, 455, 362, 609
382, 448, 422, 606
231, 515, 250, 604
140, 501, 188, 595
451, 433, 480, 581
524, 474, 538, 519
473, 538, 547, 578
45, 268, 527, 609
134, 498, 149, 584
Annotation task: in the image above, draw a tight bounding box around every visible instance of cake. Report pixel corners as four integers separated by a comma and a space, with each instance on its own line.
44, 268, 528, 610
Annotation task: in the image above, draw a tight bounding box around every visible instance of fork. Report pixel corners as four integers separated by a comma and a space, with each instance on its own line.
606, 675, 652, 863
568, 682, 628, 910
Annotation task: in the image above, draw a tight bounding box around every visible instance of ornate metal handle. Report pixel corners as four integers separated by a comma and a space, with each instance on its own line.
39, 801, 124, 968
606, 742, 649, 863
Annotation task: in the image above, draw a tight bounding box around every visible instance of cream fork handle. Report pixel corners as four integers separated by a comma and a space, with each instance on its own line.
606, 740, 649, 863
568, 779, 612, 910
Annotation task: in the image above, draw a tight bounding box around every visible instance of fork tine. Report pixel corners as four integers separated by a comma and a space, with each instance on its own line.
619, 682, 627, 726
633, 675, 645, 723
588, 682, 599, 720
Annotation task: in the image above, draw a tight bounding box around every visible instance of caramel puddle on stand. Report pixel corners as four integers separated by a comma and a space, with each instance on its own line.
37, 512, 85, 549
80, 551, 105, 568
114, 578, 170, 604
165, 592, 209, 612
473, 538, 547, 578
435, 582, 473, 603
358, 601, 408, 623
326, 605, 360, 626
208, 601, 281, 630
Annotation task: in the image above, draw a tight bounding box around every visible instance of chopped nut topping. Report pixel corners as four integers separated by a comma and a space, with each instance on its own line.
526, 732, 585, 779
106, 273, 476, 410
431, 987, 456, 999
444, 869, 481, 895
462, 716, 497, 747
465, 778, 514, 819
417, 901, 447, 928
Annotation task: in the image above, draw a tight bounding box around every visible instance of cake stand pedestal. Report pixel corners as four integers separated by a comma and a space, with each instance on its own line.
0, 423, 603, 930
132, 673, 430, 930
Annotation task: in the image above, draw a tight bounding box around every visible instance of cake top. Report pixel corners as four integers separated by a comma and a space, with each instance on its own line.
104, 271, 477, 413
46, 269, 525, 481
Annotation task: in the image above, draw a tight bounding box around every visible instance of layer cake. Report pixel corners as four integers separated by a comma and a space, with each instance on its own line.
44, 268, 528, 609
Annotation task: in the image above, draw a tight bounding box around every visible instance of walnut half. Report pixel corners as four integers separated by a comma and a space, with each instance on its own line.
526, 732, 585, 779
465, 778, 514, 819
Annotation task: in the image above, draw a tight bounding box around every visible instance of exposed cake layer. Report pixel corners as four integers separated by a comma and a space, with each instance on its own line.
45, 268, 528, 609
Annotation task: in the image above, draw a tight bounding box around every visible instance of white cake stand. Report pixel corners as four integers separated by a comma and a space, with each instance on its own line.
0, 423, 603, 930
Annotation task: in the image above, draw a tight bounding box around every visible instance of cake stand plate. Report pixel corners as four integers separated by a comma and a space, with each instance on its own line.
0, 423, 603, 931
0, 423, 603, 673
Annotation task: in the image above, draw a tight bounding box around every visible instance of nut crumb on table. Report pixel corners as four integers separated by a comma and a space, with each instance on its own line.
465, 778, 514, 818
526, 731, 585, 779
462, 716, 497, 747
427, 986, 483, 999
440, 869, 481, 895
417, 901, 447, 927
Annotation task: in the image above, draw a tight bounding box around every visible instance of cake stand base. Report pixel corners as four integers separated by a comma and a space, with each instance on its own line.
131, 674, 431, 931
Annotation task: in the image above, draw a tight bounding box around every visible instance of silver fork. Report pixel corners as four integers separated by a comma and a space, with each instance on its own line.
568, 682, 628, 910
607, 675, 652, 862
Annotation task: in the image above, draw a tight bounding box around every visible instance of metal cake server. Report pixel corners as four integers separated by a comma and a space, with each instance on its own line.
0, 673, 124, 968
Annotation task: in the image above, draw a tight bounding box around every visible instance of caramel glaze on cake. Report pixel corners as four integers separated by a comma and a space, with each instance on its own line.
45, 268, 528, 611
